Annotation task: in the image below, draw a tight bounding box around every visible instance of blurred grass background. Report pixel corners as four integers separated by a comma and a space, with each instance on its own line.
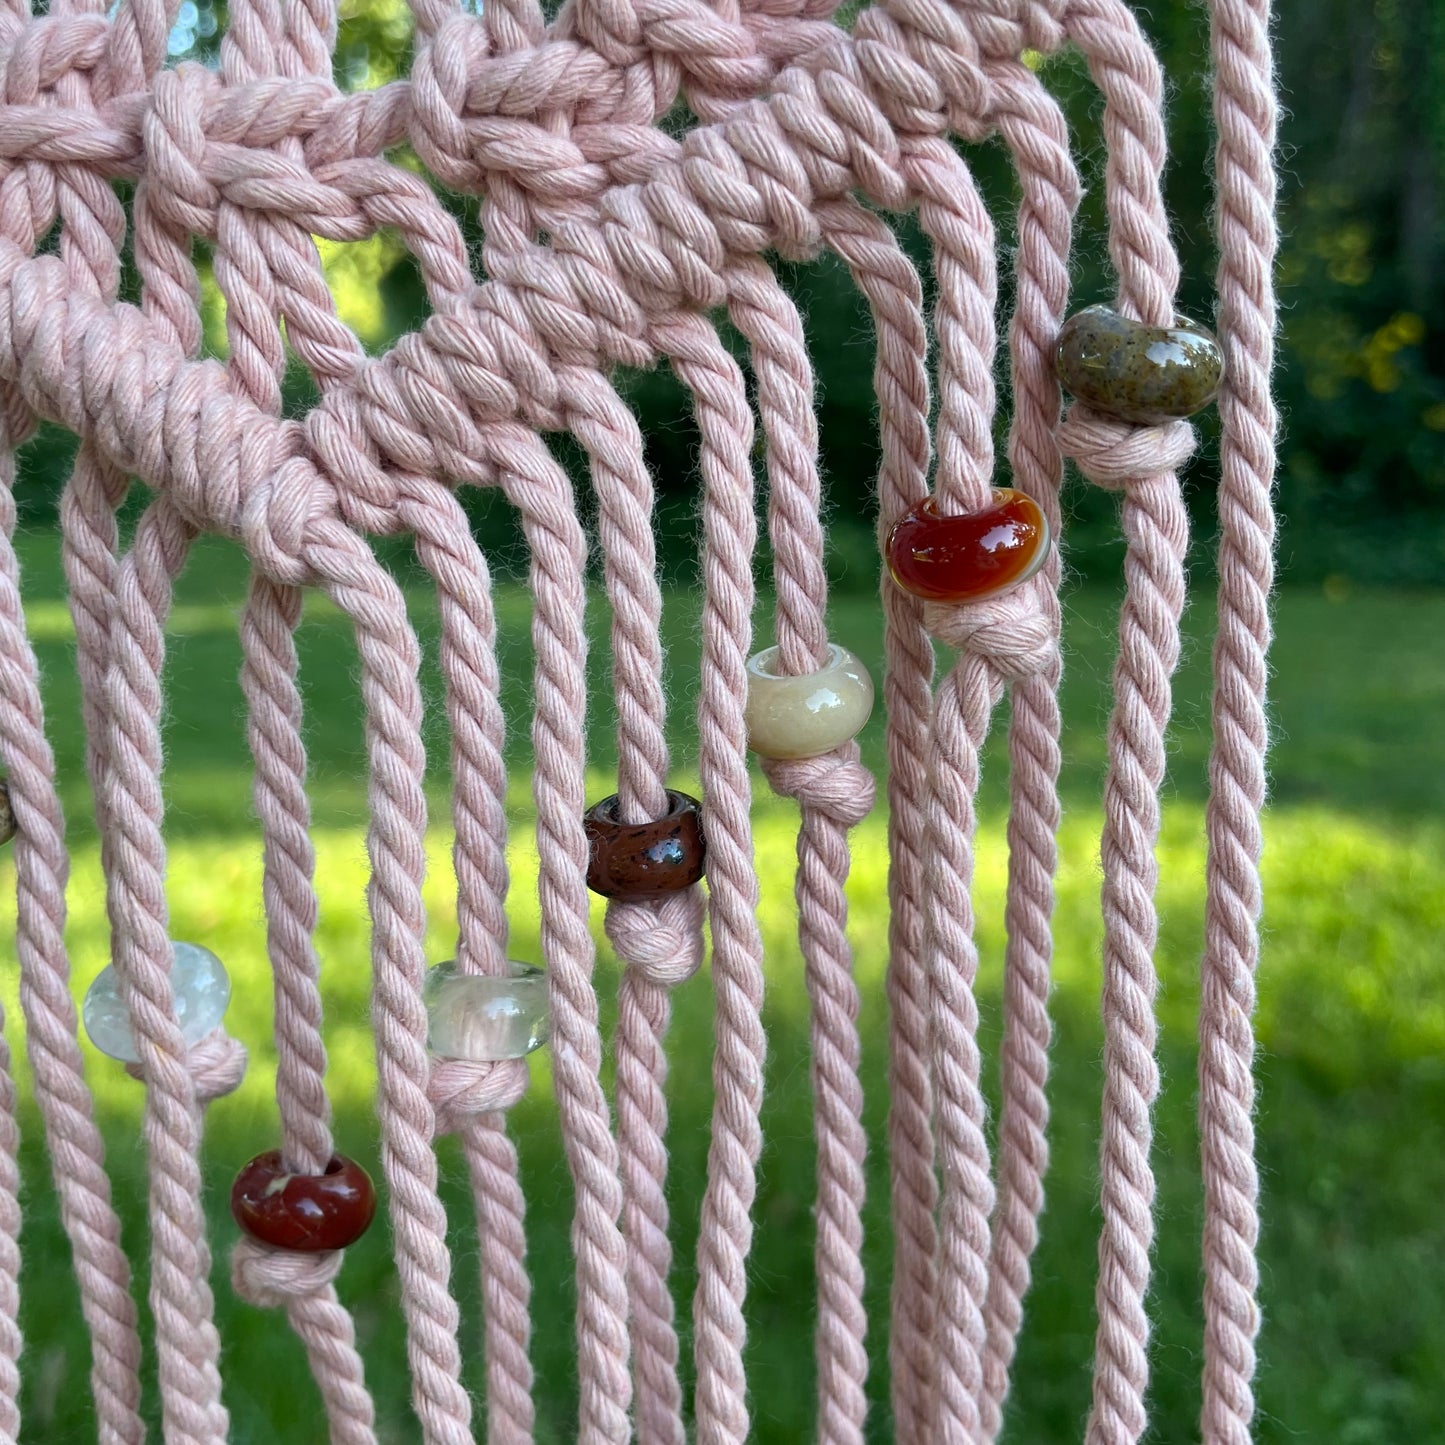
1, 536, 1441, 1443
3, 0, 1442, 1437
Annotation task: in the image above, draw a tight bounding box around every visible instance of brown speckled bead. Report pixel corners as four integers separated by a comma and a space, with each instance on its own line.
584, 790, 705, 899
230, 1152, 376, 1253
1056, 304, 1223, 425
0, 779, 12, 846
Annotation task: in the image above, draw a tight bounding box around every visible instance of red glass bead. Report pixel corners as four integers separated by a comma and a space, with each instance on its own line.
230, 1151, 376, 1253
886, 489, 1050, 604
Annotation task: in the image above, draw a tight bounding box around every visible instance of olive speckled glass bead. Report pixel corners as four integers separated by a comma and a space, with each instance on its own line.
1056, 304, 1224, 425
744, 644, 875, 760
0, 779, 13, 846
424, 959, 550, 1061
584, 790, 706, 899
82, 941, 232, 1063
887, 491, 1050, 605
231, 1152, 377, 1253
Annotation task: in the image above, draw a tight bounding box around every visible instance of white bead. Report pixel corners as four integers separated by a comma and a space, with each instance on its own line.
425, 960, 550, 1062
82, 941, 232, 1064
744, 643, 876, 760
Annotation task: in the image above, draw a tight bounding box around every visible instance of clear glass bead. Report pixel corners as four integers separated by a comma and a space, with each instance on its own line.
424, 960, 550, 1061
82, 940, 232, 1064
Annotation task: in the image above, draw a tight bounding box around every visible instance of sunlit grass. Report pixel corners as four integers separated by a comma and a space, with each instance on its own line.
9, 801, 1438, 1129
4, 800, 1443, 1442
4, 531, 1444, 1441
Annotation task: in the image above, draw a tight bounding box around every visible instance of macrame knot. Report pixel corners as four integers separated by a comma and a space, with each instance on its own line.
231, 1235, 343, 1309
762, 750, 876, 829
125, 1028, 248, 1103
1056, 404, 1196, 490
142, 64, 222, 240
923, 583, 1056, 681
3, 13, 110, 106
427, 1056, 530, 1135
604, 888, 707, 987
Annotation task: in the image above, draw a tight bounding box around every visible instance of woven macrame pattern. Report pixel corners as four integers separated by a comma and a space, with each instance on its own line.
0, 0, 1277, 1439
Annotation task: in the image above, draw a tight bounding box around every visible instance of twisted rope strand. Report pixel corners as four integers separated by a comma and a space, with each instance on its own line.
1063, 9, 1191, 1443
564, 365, 695, 1445
103, 499, 230, 1445
403, 478, 536, 1445
733, 254, 872, 1445
1200, 0, 1277, 1439
301, 517, 475, 1445
239, 574, 379, 1445
0, 419, 144, 1443
655, 311, 763, 1445
911, 132, 1004, 1445
817, 197, 936, 1445
979, 63, 1077, 1442
494, 435, 633, 1444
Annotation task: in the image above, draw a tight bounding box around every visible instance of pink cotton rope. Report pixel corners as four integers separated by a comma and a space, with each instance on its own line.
0, 0, 1278, 1439
1200, 0, 1276, 1441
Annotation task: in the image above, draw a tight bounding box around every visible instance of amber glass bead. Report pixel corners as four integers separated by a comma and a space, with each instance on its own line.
0, 778, 13, 846
230, 1152, 376, 1253
1055, 304, 1223, 425
584, 790, 706, 899
886, 491, 1050, 604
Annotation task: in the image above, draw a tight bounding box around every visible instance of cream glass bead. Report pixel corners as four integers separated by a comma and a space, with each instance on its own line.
425, 960, 550, 1061
744, 643, 875, 761
82, 940, 231, 1064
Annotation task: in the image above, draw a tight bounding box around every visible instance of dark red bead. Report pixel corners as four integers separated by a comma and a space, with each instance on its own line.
230, 1151, 376, 1253
886, 490, 1050, 604
584, 790, 706, 899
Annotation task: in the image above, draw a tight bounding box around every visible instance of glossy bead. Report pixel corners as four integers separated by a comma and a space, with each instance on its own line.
0, 779, 13, 846
424, 959, 550, 1061
1055, 304, 1223, 425
887, 491, 1050, 605
584, 790, 706, 899
83, 941, 231, 1064
230, 1151, 376, 1253
744, 643, 875, 760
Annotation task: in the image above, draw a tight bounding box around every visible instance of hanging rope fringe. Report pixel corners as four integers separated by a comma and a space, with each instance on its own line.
0, 0, 1277, 1438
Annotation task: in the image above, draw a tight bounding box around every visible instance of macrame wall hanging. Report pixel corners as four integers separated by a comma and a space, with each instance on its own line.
0, 0, 1278, 1438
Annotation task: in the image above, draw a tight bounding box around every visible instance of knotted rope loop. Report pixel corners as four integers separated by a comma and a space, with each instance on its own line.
231, 1235, 344, 1309
142, 64, 222, 240
427, 1056, 531, 1136
1056, 402, 1197, 490
410, 16, 610, 202
0, 12, 110, 106
604, 887, 707, 988
124, 1028, 249, 1104
762, 748, 877, 829
923, 579, 1057, 682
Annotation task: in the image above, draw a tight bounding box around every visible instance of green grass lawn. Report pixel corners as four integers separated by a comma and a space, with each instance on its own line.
3, 532, 1442, 1443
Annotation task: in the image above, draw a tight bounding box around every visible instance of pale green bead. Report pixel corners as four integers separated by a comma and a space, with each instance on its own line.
744, 643, 875, 761
425, 960, 549, 1061
83, 941, 231, 1064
